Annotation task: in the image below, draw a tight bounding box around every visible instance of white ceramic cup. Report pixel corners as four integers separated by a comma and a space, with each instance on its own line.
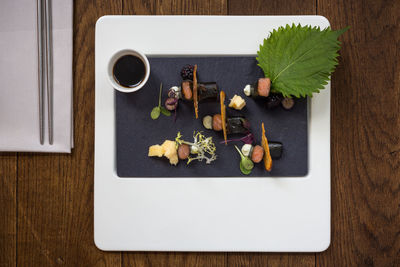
107, 49, 150, 93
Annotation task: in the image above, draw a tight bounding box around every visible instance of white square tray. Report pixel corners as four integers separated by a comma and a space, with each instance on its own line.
95, 15, 331, 252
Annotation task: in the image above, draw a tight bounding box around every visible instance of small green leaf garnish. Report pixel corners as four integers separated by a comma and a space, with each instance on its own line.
234, 145, 254, 175
257, 24, 349, 97
160, 107, 171, 116
240, 161, 252, 175
151, 83, 170, 119
151, 107, 161, 120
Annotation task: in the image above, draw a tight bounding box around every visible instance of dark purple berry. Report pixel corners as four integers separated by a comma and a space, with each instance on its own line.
180, 64, 195, 80
265, 94, 283, 109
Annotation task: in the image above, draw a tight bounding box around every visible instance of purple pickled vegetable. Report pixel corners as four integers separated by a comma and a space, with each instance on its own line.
165, 97, 178, 111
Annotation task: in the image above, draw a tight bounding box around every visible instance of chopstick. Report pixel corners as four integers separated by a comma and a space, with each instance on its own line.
45, 0, 53, 145
37, 0, 45, 145
37, 0, 53, 145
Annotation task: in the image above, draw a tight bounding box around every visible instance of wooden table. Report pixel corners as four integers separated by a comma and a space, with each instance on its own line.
1, 0, 399, 266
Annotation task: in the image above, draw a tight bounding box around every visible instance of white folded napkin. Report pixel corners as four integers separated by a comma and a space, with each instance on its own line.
0, 0, 73, 152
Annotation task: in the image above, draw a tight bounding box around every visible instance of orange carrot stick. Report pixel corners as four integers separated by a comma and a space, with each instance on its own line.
193, 64, 198, 119
220, 91, 227, 145
261, 122, 272, 171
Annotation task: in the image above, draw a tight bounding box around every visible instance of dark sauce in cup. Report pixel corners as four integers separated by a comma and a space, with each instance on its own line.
113, 55, 146, 88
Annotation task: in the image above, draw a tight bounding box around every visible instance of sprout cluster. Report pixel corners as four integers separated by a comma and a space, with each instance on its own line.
175, 131, 217, 165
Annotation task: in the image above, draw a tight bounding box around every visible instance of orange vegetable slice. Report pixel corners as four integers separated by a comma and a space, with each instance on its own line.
261, 122, 272, 171
220, 90, 227, 145
193, 64, 198, 119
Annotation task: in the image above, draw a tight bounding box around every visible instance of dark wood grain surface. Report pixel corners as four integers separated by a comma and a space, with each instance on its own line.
0, 0, 399, 266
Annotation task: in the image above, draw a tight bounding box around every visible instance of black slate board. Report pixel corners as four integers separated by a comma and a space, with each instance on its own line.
116, 57, 308, 177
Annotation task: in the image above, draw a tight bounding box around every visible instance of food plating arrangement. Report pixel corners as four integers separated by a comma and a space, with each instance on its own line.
143, 24, 347, 176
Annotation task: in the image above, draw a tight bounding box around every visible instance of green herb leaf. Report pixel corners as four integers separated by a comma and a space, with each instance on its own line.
160, 107, 171, 116
151, 107, 161, 120
235, 145, 254, 175
151, 83, 169, 120
240, 161, 252, 175
241, 157, 254, 171
256, 24, 348, 97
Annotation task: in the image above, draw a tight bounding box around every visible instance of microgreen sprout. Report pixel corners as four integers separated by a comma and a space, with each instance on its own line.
234, 145, 254, 175
151, 83, 171, 120
175, 131, 217, 164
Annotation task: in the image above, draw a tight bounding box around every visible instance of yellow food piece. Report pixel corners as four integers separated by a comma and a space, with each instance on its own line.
148, 140, 179, 165
148, 145, 165, 157
161, 140, 176, 158
169, 154, 179, 165
162, 140, 179, 165
228, 94, 246, 110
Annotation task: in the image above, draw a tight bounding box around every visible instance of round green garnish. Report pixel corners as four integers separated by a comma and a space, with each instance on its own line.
151, 107, 161, 120
241, 157, 254, 170
235, 145, 254, 175
240, 161, 252, 175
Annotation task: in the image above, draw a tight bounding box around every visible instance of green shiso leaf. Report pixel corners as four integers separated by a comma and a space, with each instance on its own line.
256, 24, 348, 98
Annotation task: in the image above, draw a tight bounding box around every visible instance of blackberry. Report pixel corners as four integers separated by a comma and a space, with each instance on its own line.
180, 64, 195, 80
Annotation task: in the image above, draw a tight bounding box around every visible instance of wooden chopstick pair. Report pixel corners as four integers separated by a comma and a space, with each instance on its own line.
37, 0, 53, 145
